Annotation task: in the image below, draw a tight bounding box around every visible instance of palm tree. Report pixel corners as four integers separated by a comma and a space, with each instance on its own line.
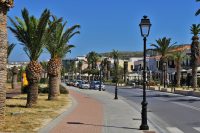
8, 43, 17, 89
77, 60, 83, 79
86, 51, 100, 81
151, 37, 176, 84
45, 16, 79, 100
190, 24, 200, 90
11, 66, 18, 89
124, 61, 128, 83
0, 0, 14, 126
69, 60, 76, 80
9, 8, 50, 107
7, 43, 15, 82
7, 43, 15, 58
107, 60, 111, 80
111, 50, 119, 99
102, 58, 108, 81
40, 61, 48, 83
170, 51, 187, 87
195, 0, 200, 16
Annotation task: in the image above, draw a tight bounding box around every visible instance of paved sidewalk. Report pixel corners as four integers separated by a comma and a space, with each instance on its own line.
40, 84, 157, 133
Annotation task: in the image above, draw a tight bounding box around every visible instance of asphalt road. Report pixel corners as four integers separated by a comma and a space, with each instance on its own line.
105, 85, 200, 133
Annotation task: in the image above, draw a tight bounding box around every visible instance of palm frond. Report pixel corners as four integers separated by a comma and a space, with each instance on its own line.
7, 43, 16, 58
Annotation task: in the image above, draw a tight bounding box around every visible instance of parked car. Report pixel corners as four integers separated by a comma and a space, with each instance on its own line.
79, 81, 90, 89
74, 80, 82, 87
90, 81, 105, 91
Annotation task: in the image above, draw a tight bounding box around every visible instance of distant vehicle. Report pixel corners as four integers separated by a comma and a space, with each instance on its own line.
79, 81, 90, 89
90, 81, 105, 91
74, 80, 82, 87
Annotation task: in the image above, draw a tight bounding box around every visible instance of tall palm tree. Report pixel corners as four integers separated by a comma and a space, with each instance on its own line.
77, 60, 83, 79
69, 60, 76, 80
7, 43, 15, 82
45, 16, 79, 100
151, 37, 175, 84
124, 61, 128, 83
111, 50, 119, 99
195, 0, 200, 16
107, 60, 111, 80
170, 51, 187, 87
0, 0, 14, 126
190, 24, 200, 90
9, 8, 50, 107
86, 51, 100, 81
102, 58, 108, 81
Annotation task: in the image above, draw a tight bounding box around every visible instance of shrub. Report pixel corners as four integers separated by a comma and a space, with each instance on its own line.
40, 78, 48, 84
60, 84, 69, 94
37, 84, 69, 94
21, 85, 28, 94
147, 80, 156, 86
197, 78, 200, 87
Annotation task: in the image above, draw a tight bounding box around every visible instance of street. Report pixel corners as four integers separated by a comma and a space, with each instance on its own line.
106, 85, 200, 133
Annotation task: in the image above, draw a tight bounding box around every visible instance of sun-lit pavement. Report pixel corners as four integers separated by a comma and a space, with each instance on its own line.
39, 84, 156, 133
106, 85, 200, 133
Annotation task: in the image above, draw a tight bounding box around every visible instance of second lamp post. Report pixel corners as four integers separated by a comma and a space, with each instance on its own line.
139, 15, 151, 130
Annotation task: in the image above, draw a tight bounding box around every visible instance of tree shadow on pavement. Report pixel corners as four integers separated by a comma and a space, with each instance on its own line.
128, 94, 183, 98
67, 121, 139, 130
170, 98, 200, 103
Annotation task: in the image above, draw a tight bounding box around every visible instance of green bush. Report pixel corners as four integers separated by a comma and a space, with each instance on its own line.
40, 78, 48, 84
147, 80, 156, 86
118, 79, 125, 84
39, 86, 49, 93
197, 78, 200, 87
21, 85, 28, 94
60, 84, 69, 94
23, 84, 69, 94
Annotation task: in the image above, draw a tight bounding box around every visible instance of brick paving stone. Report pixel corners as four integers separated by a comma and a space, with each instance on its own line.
50, 89, 103, 133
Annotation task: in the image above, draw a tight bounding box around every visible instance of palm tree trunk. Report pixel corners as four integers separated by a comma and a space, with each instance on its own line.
176, 64, 181, 87
0, 5, 8, 126
48, 75, 59, 100
12, 73, 18, 89
191, 37, 199, 90
192, 65, 198, 90
26, 61, 42, 108
26, 79, 39, 107
57, 66, 61, 95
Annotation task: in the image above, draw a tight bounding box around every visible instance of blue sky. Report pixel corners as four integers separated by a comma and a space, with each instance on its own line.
8, 0, 200, 61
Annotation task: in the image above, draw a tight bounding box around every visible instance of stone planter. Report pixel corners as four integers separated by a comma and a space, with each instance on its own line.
160, 88, 167, 92
149, 87, 155, 90
174, 90, 193, 96
192, 91, 200, 97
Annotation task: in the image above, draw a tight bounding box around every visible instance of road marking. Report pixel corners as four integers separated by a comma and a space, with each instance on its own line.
166, 127, 184, 133
193, 127, 200, 132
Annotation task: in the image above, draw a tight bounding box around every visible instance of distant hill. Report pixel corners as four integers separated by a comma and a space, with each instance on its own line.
99, 51, 143, 59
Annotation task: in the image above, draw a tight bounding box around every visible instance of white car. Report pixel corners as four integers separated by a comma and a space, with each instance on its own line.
79, 81, 90, 89
94, 83, 105, 91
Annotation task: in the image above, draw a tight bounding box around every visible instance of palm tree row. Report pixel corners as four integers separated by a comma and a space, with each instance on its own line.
151, 23, 200, 89
8, 8, 80, 107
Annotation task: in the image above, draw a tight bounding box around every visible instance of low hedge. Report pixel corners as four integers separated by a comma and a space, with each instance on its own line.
21, 84, 69, 94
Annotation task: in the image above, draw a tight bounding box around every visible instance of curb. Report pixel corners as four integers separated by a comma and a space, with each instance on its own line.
38, 94, 77, 133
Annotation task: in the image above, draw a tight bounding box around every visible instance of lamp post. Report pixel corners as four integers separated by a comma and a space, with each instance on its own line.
99, 62, 102, 91
163, 62, 167, 88
139, 15, 151, 130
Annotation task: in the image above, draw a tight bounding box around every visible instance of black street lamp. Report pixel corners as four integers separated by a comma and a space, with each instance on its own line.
139, 15, 151, 130
99, 62, 102, 91
163, 62, 167, 88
